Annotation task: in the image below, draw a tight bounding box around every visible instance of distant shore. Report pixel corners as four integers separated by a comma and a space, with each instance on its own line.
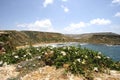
16, 42, 120, 50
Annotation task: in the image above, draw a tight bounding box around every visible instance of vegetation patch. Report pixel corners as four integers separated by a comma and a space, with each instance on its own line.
0, 46, 120, 78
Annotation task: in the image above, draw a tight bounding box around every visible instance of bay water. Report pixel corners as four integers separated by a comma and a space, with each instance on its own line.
53, 42, 120, 61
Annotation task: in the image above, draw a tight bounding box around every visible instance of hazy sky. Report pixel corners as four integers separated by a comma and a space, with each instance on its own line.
0, 0, 120, 34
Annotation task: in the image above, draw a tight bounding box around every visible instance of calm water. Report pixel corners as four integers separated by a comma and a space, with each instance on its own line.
80, 43, 120, 61
51, 42, 120, 61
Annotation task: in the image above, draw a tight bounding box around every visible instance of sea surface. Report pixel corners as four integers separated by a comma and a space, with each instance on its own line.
80, 43, 120, 61
48, 42, 120, 61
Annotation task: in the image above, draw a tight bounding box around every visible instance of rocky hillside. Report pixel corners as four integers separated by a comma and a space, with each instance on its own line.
0, 31, 120, 51
0, 30, 71, 47
65, 32, 120, 45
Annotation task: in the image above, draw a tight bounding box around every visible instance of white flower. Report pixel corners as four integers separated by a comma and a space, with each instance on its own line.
26, 59, 29, 61
38, 56, 41, 59
85, 55, 88, 59
73, 62, 76, 65
75, 52, 77, 54
77, 59, 81, 62
82, 59, 86, 64
0, 61, 3, 65
33, 64, 36, 67
23, 55, 26, 57
94, 67, 98, 72
12, 52, 16, 55
97, 56, 101, 59
61, 51, 66, 56
68, 46, 70, 50
45, 52, 48, 55
14, 55, 19, 58
37, 48, 39, 50
3, 62, 7, 66
28, 52, 32, 56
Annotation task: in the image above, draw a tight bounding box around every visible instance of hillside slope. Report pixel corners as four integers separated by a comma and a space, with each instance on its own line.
65, 32, 120, 45
1, 31, 120, 50
0, 30, 71, 47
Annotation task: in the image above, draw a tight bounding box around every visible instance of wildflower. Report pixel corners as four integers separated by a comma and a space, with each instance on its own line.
14, 55, 19, 58
45, 52, 48, 55
12, 52, 16, 55
37, 56, 41, 59
77, 59, 81, 62
93, 67, 98, 72
82, 59, 86, 64
85, 55, 88, 59
26, 59, 29, 61
73, 62, 76, 65
23, 55, 26, 57
33, 64, 36, 67
68, 46, 70, 50
36, 48, 39, 50
75, 52, 77, 54
61, 51, 66, 56
96, 56, 101, 59
0, 61, 3, 65
42, 52, 44, 54
3, 62, 7, 66
28, 52, 32, 56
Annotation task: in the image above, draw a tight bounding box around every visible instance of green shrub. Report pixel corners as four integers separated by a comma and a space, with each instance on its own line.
0, 46, 120, 76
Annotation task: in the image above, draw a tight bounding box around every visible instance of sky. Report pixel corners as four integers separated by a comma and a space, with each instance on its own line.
0, 0, 120, 34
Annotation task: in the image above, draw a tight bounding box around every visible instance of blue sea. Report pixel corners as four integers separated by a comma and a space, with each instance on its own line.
80, 43, 120, 61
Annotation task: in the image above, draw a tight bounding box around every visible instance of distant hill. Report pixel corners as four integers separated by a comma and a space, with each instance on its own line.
65, 32, 120, 45
0, 30, 71, 47
0, 31, 120, 50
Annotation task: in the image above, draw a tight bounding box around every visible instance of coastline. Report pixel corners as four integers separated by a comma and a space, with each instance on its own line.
16, 42, 120, 49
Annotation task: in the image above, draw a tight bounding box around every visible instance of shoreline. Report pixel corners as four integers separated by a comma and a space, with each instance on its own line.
16, 42, 120, 49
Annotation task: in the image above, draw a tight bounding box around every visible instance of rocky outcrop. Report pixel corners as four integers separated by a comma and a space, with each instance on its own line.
0, 30, 71, 48
0, 65, 120, 80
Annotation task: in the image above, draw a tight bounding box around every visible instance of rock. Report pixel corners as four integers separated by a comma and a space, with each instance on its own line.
0, 64, 120, 80
94, 77, 102, 80
0, 65, 19, 80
